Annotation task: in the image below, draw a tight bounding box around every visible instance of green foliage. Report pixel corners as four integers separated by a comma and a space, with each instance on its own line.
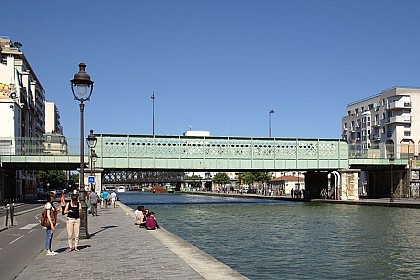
238, 172, 273, 185
212, 172, 231, 185
185, 174, 202, 180
36, 170, 67, 190
185, 174, 202, 188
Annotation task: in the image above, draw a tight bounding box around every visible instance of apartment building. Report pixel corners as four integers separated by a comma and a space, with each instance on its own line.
44, 101, 63, 135
342, 87, 420, 159
0, 36, 50, 201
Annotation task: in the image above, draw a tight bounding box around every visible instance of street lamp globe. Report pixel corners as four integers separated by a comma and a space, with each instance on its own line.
87, 129, 97, 149
71, 63, 94, 101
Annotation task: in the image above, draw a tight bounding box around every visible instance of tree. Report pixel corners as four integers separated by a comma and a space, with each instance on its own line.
36, 170, 67, 190
185, 174, 202, 188
254, 172, 273, 184
238, 172, 256, 186
213, 172, 231, 185
238, 172, 273, 188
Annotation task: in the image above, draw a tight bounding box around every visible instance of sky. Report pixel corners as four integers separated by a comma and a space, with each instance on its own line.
3, 0, 420, 140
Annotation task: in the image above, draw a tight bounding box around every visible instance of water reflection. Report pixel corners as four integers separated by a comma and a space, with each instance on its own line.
120, 192, 420, 280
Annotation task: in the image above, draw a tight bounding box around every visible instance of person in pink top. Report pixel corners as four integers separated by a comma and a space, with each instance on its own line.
145, 212, 160, 230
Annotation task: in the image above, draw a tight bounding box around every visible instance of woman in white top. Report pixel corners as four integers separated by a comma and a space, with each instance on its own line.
45, 193, 57, 256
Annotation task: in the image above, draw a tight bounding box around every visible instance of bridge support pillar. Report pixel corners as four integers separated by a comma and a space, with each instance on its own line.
337, 169, 360, 201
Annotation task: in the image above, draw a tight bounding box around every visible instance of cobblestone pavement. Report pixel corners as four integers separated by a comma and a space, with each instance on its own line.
16, 201, 247, 280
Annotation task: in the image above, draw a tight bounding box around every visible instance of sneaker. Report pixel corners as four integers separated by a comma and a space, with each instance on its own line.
46, 251, 56, 256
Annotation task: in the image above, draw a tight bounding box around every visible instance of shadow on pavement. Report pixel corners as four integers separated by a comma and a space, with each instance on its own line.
89, 225, 118, 237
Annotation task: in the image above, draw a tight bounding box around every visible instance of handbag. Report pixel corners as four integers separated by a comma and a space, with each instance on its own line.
41, 207, 57, 229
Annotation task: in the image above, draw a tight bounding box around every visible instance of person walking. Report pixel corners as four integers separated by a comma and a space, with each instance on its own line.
60, 193, 66, 215
64, 194, 81, 252
44, 193, 57, 256
89, 189, 99, 216
111, 191, 117, 208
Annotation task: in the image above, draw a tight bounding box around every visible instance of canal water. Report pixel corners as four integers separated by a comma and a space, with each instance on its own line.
119, 192, 420, 279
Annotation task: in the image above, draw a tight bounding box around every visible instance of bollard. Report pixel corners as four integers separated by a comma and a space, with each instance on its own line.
5, 204, 9, 227
10, 203, 15, 226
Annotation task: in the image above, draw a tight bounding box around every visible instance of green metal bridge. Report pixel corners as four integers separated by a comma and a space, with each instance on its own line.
0, 134, 408, 171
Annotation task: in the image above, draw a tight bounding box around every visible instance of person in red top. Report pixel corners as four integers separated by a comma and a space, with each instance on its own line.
145, 212, 160, 230
60, 193, 66, 215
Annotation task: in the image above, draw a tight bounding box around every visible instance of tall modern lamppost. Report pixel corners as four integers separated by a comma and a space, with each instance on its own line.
269, 109, 275, 138
389, 154, 395, 202
70, 63, 94, 239
151, 91, 155, 137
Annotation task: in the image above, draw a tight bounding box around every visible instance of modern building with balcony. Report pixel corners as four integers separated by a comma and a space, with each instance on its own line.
343, 87, 420, 197
342, 87, 420, 159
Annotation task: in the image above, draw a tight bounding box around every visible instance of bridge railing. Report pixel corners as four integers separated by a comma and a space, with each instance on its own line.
348, 143, 416, 160
95, 135, 348, 159
0, 137, 81, 156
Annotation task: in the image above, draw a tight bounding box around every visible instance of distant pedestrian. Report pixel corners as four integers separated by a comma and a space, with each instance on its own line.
60, 193, 66, 215
102, 190, 109, 208
111, 191, 117, 208
44, 193, 57, 256
64, 194, 80, 252
89, 190, 99, 216
291, 188, 294, 198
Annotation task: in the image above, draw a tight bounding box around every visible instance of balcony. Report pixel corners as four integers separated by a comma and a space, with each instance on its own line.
389, 116, 411, 123
388, 101, 411, 110
382, 116, 412, 125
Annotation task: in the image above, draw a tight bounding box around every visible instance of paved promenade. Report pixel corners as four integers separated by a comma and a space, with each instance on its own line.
16, 201, 248, 280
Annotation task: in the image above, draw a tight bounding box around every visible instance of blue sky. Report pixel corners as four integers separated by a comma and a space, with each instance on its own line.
3, 0, 420, 140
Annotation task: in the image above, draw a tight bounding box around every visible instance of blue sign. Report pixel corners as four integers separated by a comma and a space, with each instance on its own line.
88, 176, 95, 183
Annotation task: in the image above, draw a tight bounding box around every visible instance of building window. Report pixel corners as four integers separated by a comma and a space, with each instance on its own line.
404, 131, 411, 136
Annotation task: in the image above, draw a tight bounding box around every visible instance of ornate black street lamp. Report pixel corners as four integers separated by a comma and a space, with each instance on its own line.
389, 154, 395, 202
71, 63, 94, 239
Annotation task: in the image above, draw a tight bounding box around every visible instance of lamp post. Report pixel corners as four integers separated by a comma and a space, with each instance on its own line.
87, 129, 98, 191
269, 109, 275, 138
151, 91, 155, 137
389, 154, 395, 202
70, 63, 94, 239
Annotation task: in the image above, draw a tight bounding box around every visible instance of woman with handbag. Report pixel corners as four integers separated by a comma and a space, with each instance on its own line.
44, 193, 57, 256
64, 193, 81, 252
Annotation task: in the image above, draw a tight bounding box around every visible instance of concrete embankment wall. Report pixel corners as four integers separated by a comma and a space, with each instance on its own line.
178, 191, 420, 208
